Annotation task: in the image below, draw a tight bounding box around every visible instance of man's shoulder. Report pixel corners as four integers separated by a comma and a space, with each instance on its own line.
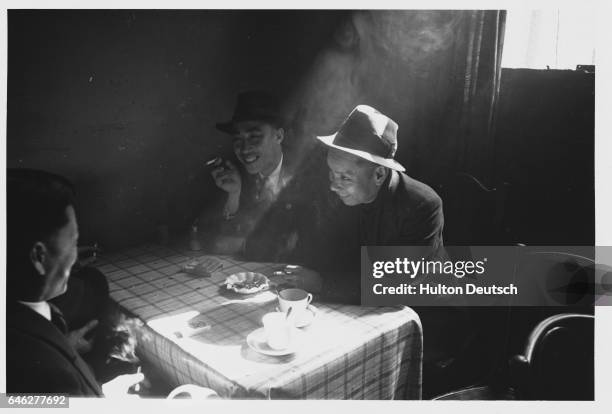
8, 303, 64, 350
394, 171, 442, 209
7, 307, 71, 373
267, 150, 326, 201
7, 302, 70, 351
6, 303, 98, 396
6, 330, 88, 395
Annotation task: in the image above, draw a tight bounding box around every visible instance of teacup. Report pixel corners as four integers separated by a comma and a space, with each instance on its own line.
262, 312, 292, 350
278, 288, 313, 321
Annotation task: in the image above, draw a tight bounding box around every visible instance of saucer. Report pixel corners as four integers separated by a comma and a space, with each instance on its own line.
293, 305, 318, 328
246, 328, 304, 356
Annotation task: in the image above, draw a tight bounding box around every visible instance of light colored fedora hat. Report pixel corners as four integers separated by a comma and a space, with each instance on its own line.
316, 105, 405, 172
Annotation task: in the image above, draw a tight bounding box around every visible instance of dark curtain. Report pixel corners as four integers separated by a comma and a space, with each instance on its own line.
451, 10, 507, 185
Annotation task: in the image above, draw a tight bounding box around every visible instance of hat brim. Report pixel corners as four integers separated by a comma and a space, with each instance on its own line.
215, 121, 238, 134
316, 134, 406, 172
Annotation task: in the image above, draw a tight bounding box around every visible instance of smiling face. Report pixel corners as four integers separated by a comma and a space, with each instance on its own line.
39, 205, 79, 300
326, 149, 387, 206
232, 121, 284, 176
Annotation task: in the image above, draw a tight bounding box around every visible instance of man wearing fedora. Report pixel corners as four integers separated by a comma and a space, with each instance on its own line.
199, 90, 309, 261
303, 106, 473, 390
279, 104, 445, 301
318, 104, 444, 248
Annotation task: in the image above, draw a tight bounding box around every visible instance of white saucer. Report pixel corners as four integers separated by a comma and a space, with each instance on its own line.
293, 305, 318, 328
246, 328, 304, 356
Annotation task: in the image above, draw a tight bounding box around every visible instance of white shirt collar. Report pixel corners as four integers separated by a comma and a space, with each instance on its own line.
18, 300, 52, 321
259, 154, 283, 193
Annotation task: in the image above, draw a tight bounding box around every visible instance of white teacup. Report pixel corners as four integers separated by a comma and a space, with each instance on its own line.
262, 312, 292, 350
278, 288, 313, 321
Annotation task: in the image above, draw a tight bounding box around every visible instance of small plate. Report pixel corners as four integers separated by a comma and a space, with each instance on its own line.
294, 305, 318, 328
225, 272, 270, 294
246, 327, 304, 356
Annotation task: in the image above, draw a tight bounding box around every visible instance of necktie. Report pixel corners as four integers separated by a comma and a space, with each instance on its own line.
256, 175, 276, 203
49, 303, 69, 334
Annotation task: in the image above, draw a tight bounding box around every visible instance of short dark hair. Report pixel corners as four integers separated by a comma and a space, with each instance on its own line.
7, 169, 75, 296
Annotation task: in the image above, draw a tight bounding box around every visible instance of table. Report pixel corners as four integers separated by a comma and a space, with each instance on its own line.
96, 243, 423, 399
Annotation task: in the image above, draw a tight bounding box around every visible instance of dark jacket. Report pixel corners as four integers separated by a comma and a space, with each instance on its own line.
360, 170, 444, 248
244, 149, 330, 262
317, 170, 445, 303
6, 302, 103, 396
197, 155, 298, 257
198, 145, 331, 263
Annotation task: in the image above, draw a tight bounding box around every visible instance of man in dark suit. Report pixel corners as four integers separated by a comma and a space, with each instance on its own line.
200, 91, 306, 260
285, 105, 444, 300
6, 169, 143, 397
294, 106, 470, 392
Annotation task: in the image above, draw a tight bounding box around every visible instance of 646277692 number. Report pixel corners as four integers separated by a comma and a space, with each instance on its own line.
1, 394, 69, 408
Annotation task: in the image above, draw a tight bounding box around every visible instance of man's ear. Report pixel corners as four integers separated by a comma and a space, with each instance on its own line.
373, 166, 389, 186
30, 242, 47, 276
276, 127, 285, 144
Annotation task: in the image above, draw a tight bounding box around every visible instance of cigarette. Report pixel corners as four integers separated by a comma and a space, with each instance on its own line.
134, 366, 142, 392
206, 157, 222, 166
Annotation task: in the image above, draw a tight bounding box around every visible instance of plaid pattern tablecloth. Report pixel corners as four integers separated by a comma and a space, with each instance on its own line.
96, 244, 422, 399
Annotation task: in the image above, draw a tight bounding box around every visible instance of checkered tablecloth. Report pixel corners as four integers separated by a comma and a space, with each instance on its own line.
96, 244, 422, 399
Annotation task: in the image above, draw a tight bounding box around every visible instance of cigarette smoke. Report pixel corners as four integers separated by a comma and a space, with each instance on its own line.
286, 11, 461, 138
105, 313, 149, 363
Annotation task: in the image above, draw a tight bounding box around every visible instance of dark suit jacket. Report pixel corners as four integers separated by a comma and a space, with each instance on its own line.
243, 150, 328, 262
6, 302, 103, 396
316, 170, 445, 303
198, 153, 298, 257
197, 145, 331, 263
360, 170, 444, 247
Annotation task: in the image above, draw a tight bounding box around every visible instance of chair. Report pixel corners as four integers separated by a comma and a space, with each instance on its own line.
508, 313, 594, 400
430, 251, 595, 399
432, 313, 594, 400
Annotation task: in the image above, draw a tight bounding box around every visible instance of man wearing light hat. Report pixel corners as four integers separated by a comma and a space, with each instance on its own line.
284, 105, 445, 301
318, 104, 444, 249
314, 107, 476, 387
305, 106, 470, 386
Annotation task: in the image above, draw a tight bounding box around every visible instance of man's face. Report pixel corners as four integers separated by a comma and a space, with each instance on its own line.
327, 149, 380, 206
42, 206, 79, 300
232, 121, 283, 176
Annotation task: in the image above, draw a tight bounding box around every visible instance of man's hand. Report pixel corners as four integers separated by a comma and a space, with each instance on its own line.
102, 372, 145, 398
212, 160, 241, 194
66, 319, 98, 354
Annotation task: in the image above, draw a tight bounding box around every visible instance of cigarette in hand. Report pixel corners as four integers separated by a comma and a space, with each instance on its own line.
134, 366, 142, 393
206, 157, 222, 167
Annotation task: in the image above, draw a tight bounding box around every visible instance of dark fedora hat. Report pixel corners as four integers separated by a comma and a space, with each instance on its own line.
317, 105, 405, 172
216, 90, 283, 134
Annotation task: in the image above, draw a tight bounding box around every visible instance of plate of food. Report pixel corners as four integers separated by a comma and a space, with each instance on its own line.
225, 272, 270, 294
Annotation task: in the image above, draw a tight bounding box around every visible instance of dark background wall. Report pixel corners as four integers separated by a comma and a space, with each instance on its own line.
7, 10, 344, 248
7, 10, 595, 249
